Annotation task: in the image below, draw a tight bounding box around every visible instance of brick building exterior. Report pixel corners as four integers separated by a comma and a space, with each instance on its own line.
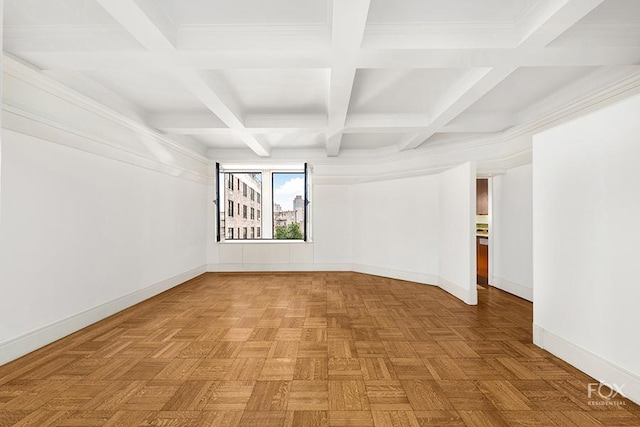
223, 173, 262, 239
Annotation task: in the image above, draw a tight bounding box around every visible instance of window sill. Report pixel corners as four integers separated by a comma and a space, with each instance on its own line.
219, 239, 312, 244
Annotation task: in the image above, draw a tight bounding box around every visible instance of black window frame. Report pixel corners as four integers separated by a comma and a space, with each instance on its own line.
216, 164, 309, 242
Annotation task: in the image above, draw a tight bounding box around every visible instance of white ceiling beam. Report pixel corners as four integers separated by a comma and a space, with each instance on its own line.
441, 112, 516, 133
326, 0, 371, 157
19, 47, 640, 73
245, 114, 327, 129
398, 0, 608, 152
517, 0, 604, 47
95, 0, 270, 157
95, 0, 176, 52
146, 113, 227, 132
150, 113, 326, 136
398, 67, 515, 151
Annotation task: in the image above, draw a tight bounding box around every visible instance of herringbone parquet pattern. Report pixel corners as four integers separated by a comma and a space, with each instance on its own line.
1, 272, 638, 426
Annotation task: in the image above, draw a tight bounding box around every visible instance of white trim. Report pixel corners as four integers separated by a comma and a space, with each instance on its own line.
533, 324, 640, 406
490, 276, 533, 301
352, 263, 438, 286
438, 276, 477, 305
2, 112, 209, 184
0, 265, 206, 367
208, 263, 351, 272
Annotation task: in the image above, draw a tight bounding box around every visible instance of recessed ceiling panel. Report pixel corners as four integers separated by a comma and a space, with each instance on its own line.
5, 0, 121, 25
212, 69, 329, 115
341, 133, 407, 150
156, 0, 330, 25
83, 70, 209, 115
258, 133, 325, 149
191, 134, 249, 149
367, 0, 538, 24
348, 68, 468, 115
463, 66, 597, 114
550, 0, 640, 47
4, 0, 145, 52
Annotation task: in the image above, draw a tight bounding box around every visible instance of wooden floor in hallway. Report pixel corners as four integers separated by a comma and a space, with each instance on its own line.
1, 272, 638, 427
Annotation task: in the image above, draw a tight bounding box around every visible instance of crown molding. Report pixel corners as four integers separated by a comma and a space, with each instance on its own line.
2, 54, 210, 183
3, 54, 209, 164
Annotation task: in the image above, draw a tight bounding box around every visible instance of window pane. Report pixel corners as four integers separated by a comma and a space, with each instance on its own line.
272, 172, 305, 240
222, 172, 262, 241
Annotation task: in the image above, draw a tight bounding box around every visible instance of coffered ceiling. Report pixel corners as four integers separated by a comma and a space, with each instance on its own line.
4, 0, 640, 160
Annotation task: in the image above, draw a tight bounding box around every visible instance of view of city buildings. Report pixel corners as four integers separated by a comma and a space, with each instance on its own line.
222, 173, 262, 240
274, 200, 304, 230
222, 172, 304, 240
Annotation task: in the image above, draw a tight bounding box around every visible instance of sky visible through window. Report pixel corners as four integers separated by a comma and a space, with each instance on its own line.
273, 173, 304, 211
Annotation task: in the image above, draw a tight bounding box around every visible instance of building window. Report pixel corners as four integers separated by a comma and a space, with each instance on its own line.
216, 165, 308, 241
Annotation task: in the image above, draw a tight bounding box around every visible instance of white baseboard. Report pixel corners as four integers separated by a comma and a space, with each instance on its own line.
209, 262, 477, 306
0, 265, 207, 366
533, 324, 640, 406
207, 263, 352, 272
490, 276, 533, 301
351, 264, 438, 287
438, 276, 477, 305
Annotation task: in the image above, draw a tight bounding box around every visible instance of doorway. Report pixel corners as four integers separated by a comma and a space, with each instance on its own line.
476, 178, 489, 285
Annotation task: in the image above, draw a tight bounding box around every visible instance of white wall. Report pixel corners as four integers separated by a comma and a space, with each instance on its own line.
491, 163, 533, 301
533, 93, 640, 404
311, 184, 352, 266
351, 175, 440, 284
0, 130, 207, 364
206, 183, 353, 271
438, 162, 477, 305
207, 163, 478, 305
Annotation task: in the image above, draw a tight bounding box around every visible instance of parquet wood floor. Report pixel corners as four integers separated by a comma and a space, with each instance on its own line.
1, 272, 638, 426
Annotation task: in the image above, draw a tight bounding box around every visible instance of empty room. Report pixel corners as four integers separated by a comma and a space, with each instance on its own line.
1, 0, 639, 426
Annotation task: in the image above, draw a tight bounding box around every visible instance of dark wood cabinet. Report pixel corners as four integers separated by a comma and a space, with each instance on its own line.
476, 179, 488, 215
477, 236, 488, 285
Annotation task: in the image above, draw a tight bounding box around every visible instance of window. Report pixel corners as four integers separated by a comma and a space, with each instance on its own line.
216, 165, 308, 242
272, 171, 306, 240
